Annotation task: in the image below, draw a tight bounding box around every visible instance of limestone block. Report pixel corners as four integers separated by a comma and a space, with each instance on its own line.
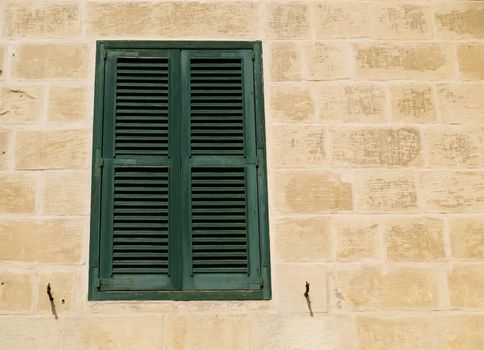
331, 265, 442, 311
458, 44, 484, 81
266, 2, 310, 39
270, 125, 325, 168
384, 217, 445, 261
275, 217, 331, 262
275, 264, 327, 313
319, 83, 386, 123
0, 174, 35, 213
0, 131, 8, 170
438, 83, 484, 124
270, 83, 316, 123
435, 3, 484, 39
390, 84, 437, 123
48, 85, 90, 122
449, 217, 484, 260
331, 128, 421, 167
303, 42, 352, 80
3, 1, 80, 37
0, 85, 42, 123
435, 315, 484, 350
334, 218, 380, 261
15, 130, 90, 170
0, 272, 33, 312
0, 45, 4, 78
0, 317, 62, 350
421, 171, 484, 212
14, 43, 89, 80
43, 172, 90, 215
273, 171, 352, 214
0, 219, 83, 263
355, 43, 455, 80
271, 42, 302, 82
313, 2, 370, 39
371, 4, 432, 39
448, 265, 484, 308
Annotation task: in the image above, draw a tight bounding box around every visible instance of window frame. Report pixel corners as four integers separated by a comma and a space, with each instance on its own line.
88, 41, 271, 301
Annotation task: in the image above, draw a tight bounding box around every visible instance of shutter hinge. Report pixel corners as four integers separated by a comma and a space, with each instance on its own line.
259, 274, 264, 289
98, 157, 104, 168
251, 51, 255, 61
96, 278, 101, 289
103, 50, 107, 60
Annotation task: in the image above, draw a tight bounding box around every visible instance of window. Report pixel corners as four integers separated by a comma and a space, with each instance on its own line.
88, 41, 270, 300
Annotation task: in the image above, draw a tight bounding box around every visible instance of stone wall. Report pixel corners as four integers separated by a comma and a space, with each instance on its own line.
0, 1, 483, 349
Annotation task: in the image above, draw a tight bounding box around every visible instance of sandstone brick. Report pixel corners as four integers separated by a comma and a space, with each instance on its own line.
64, 317, 164, 350
0, 131, 8, 170
0, 272, 33, 312
270, 125, 325, 168
319, 83, 386, 123
331, 265, 442, 311
331, 128, 421, 167
86, 2, 258, 38
266, 2, 310, 39
303, 42, 352, 80
355, 43, 455, 80
15, 130, 90, 170
43, 172, 90, 215
0, 219, 83, 263
371, 4, 432, 40
14, 43, 89, 80
356, 316, 434, 350
335, 219, 380, 261
164, 315, 248, 350
270, 84, 316, 123
384, 217, 445, 261
276, 264, 327, 313
421, 172, 484, 212
435, 315, 484, 350
425, 127, 484, 167
0, 174, 35, 213
435, 3, 484, 39
390, 84, 437, 123
0, 85, 42, 123
355, 171, 417, 212
450, 217, 484, 260
37, 271, 75, 313
3, 1, 80, 37
250, 314, 355, 350
48, 85, 90, 122
273, 171, 352, 214
458, 44, 484, 81
438, 83, 484, 124
448, 265, 484, 308
275, 217, 331, 262
313, 2, 370, 38
271, 42, 302, 81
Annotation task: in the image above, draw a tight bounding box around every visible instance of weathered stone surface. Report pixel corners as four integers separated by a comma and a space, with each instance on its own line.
273, 171, 352, 214
266, 2, 310, 39
303, 42, 352, 80
438, 83, 484, 124
0, 219, 83, 263
384, 217, 445, 261
450, 217, 484, 260
15, 130, 90, 170
371, 4, 432, 39
14, 43, 89, 79
390, 84, 437, 123
0, 131, 8, 170
275, 217, 331, 262
270, 125, 325, 168
435, 3, 484, 39
331, 265, 442, 311
271, 42, 302, 81
319, 83, 386, 123
43, 172, 90, 215
458, 44, 484, 80
435, 315, 484, 350
331, 128, 421, 166
356, 316, 434, 350
0, 317, 62, 350
355, 43, 455, 80
0, 45, 4, 78
3, 1, 80, 37
48, 85, 90, 122
0, 272, 33, 312
37, 271, 75, 313
355, 171, 417, 212
0, 174, 35, 213
313, 2, 370, 38
335, 218, 380, 261
421, 172, 484, 212
0, 85, 42, 123
270, 83, 316, 123
448, 265, 484, 308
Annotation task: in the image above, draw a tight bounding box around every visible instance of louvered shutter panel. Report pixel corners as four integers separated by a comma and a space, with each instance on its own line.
99, 50, 179, 291
181, 50, 262, 290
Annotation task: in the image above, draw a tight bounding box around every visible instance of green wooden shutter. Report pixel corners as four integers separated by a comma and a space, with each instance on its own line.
181, 50, 262, 291
99, 49, 181, 291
